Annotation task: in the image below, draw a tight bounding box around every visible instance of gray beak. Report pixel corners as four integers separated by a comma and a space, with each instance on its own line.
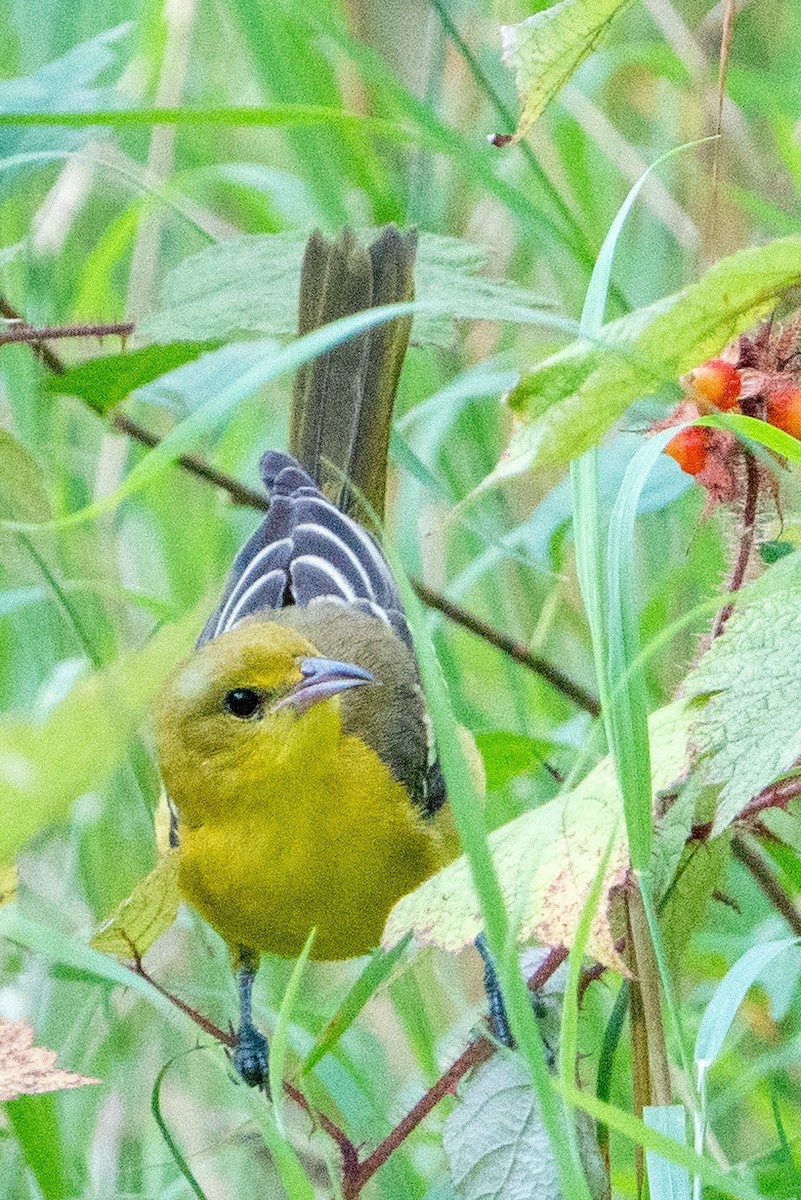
273, 656, 375, 715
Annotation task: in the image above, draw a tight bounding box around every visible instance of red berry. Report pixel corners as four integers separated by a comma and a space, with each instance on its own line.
766, 384, 801, 440
687, 359, 741, 411
665, 427, 709, 476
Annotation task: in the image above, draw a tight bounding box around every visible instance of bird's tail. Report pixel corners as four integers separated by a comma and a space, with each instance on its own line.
289, 226, 417, 523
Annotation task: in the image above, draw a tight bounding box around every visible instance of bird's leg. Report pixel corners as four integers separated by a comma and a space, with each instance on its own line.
233, 952, 270, 1092
475, 934, 513, 1047
475, 935, 556, 1066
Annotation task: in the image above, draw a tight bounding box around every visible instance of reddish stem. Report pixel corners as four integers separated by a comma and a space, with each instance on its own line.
0, 321, 134, 344
711, 450, 759, 638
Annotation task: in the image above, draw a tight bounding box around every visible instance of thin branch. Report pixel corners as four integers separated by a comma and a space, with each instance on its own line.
731, 831, 801, 938
0, 292, 598, 713
344, 1036, 495, 1199
711, 449, 759, 638
411, 581, 600, 716
626, 883, 671, 1107
739, 772, 801, 822
0, 321, 134, 344
111, 412, 272, 510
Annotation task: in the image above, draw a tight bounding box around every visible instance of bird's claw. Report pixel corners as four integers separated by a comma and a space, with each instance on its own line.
233, 1021, 270, 1093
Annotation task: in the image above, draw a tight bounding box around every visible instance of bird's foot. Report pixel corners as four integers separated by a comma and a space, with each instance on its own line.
233, 1020, 270, 1093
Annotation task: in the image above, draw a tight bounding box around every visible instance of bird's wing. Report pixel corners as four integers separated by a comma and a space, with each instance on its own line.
198, 451, 412, 648
196, 450, 446, 817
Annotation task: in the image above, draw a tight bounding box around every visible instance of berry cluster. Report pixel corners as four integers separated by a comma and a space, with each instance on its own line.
660, 318, 801, 497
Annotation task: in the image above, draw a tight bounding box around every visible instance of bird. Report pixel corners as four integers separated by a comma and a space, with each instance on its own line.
152, 226, 457, 1090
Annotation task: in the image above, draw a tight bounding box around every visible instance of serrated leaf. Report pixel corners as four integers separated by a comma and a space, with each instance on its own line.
486, 235, 801, 486
383, 701, 690, 973
501, 0, 632, 139
444, 1054, 605, 1200
90, 850, 180, 958
686, 588, 801, 835
47, 342, 215, 414
0, 610, 201, 867
0, 1019, 99, 1101
444, 1055, 561, 1200
139, 231, 555, 350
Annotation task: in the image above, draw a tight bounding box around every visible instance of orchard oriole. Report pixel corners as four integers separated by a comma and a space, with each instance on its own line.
154, 227, 456, 1090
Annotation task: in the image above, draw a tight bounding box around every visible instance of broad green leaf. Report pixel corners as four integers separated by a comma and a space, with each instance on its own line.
643, 1106, 691, 1200
47, 342, 216, 415
686, 586, 801, 835
139, 231, 562, 349
0, 611, 200, 866
694, 938, 800, 1072
443, 1054, 606, 1200
383, 701, 690, 972
486, 235, 801, 486
475, 731, 562, 791
443, 1054, 561, 1200
90, 851, 180, 959
501, 0, 633, 139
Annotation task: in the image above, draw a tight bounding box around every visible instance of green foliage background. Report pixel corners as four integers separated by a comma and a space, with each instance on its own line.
1, 0, 801, 1197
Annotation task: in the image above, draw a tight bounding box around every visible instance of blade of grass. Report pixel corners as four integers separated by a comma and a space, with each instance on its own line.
301, 933, 412, 1076
151, 1053, 210, 1200
269, 927, 315, 1138
643, 1105, 691, 1200
2, 300, 573, 535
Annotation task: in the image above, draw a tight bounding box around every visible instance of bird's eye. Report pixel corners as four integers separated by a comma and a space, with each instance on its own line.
223, 688, 264, 720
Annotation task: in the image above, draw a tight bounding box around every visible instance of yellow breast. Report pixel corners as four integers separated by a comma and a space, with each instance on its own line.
177, 730, 445, 960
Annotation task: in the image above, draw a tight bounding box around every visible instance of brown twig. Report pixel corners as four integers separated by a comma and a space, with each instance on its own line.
0, 320, 135, 345
111, 412, 272, 510
343, 1036, 495, 1199
738, 772, 801, 823
411, 581, 600, 716
711, 450, 759, 638
731, 831, 801, 938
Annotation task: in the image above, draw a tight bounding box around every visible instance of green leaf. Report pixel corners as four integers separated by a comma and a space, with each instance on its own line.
501, 0, 633, 138
383, 701, 690, 972
0, 609, 200, 866
474, 731, 561, 791
443, 1054, 606, 1200
686, 585, 801, 835
90, 851, 180, 959
443, 1054, 562, 1200
486, 235, 801, 486
139, 231, 565, 349
694, 938, 800, 1072
643, 1106, 691, 1200
47, 342, 215, 415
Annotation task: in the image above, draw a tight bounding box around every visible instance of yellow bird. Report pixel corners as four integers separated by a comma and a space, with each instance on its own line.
153, 228, 455, 1089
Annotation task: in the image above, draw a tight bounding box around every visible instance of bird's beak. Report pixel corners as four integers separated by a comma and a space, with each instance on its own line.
273, 657, 375, 715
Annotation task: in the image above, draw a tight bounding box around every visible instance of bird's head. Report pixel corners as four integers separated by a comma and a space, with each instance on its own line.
153, 620, 374, 822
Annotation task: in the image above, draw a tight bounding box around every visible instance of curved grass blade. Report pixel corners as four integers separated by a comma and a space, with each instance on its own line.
301, 932, 412, 1076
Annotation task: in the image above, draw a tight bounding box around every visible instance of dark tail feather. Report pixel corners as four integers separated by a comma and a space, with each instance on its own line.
289, 226, 417, 522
